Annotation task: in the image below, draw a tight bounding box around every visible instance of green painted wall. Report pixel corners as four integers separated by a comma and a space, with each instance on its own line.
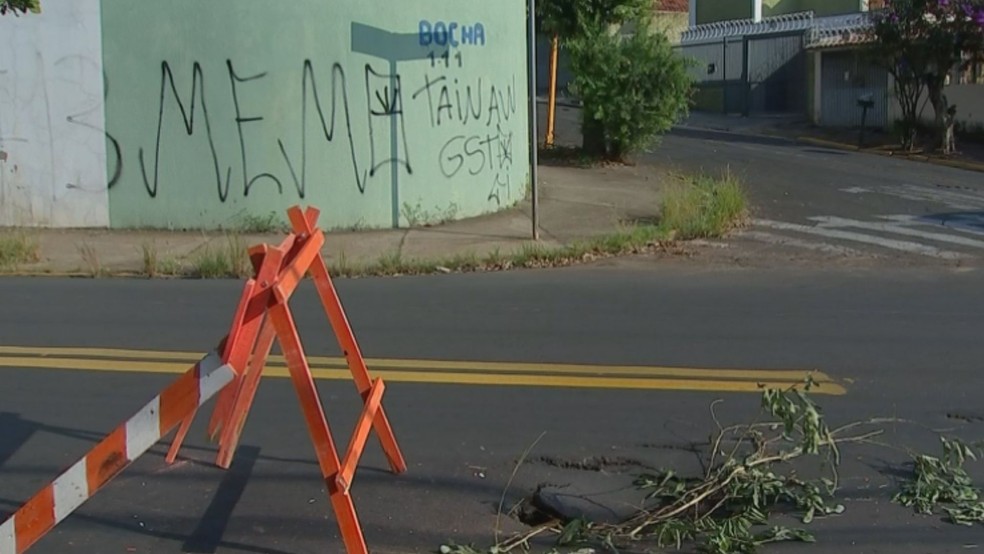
696, 0, 752, 24
697, 0, 861, 23
763, 0, 861, 17
101, 0, 529, 230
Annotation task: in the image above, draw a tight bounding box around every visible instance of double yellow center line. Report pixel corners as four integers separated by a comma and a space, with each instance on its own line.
0, 346, 846, 395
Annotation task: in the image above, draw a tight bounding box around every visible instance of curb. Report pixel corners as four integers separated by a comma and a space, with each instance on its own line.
796, 136, 984, 173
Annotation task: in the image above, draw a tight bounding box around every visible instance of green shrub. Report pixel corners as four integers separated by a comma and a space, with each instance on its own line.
567, 18, 694, 161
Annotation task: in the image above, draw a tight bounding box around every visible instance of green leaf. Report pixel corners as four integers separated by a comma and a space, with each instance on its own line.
557, 518, 586, 546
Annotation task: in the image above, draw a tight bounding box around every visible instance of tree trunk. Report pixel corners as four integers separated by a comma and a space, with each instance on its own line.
581, 116, 607, 159
927, 83, 951, 154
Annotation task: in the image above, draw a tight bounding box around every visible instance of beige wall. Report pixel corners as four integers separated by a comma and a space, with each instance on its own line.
887, 77, 984, 131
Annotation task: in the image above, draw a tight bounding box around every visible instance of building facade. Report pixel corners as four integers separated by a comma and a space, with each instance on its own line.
680, 0, 984, 132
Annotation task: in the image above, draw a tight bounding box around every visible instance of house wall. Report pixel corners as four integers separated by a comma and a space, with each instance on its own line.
886, 77, 984, 132
0, 0, 109, 227
696, 0, 753, 25
695, 0, 862, 24
941, 84, 984, 131
763, 0, 862, 17
1, 0, 530, 230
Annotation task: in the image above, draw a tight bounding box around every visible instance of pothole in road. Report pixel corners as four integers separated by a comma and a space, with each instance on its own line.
530, 455, 655, 473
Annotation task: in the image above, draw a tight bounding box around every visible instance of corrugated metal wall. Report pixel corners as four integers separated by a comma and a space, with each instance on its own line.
747, 33, 806, 113
820, 51, 889, 128
677, 37, 746, 113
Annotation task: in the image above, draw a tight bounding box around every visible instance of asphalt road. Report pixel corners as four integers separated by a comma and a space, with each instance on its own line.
653, 126, 984, 266
545, 102, 984, 266
2, 267, 984, 553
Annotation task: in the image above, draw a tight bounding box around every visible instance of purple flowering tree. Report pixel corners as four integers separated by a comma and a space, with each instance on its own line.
868, 0, 984, 153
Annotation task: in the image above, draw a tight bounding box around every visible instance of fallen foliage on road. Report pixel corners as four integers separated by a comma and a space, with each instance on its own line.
441, 379, 984, 554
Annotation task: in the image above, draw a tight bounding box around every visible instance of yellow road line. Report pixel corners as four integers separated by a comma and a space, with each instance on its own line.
0, 346, 837, 383
0, 355, 847, 395
0, 357, 844, 394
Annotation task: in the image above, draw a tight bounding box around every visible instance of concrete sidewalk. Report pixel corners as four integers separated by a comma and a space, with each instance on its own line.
4, 161, 669, 276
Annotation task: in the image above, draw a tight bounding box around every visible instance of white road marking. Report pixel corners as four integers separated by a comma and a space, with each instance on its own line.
742, 231, 866, 256
841, 187, 871, 194
810, 216, 984, 249
878, 214, 984, 236
753, 219, 965, 259
890, 184, 984, 210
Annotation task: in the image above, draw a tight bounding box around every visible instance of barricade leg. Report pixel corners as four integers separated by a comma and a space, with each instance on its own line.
337, 378, 386, 493
215, 315, 276, 469
287, 206, 407, 475
268, 299, 368, 554
208, 251, 282, 442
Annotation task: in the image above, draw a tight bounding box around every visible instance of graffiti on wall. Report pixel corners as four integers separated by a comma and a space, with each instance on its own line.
110, 20, 521, 230
0, 2, 528, 229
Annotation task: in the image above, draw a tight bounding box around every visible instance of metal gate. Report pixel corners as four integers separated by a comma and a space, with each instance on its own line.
820, 50, 889, 128
677, 37, 746, 114
747, 32, 807, 114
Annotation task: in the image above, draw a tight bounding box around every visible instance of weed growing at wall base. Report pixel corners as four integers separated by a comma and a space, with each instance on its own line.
140, 241, 183, 278
0, 230, 40, 270
77, 241, 103, 278
658, 171, 748, 240
190, 234, 251, 279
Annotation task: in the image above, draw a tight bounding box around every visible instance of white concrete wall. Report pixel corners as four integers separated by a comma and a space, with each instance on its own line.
0, 0, 109, 228
887, 75, 984, 132
944, 84, 984, 130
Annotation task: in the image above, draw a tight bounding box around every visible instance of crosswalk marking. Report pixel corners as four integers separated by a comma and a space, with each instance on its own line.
878, 214, 984, 236
809, 216, 984, 249
741, 231, 866, 256
888, 184, 984, 210
752, 219, 965, 259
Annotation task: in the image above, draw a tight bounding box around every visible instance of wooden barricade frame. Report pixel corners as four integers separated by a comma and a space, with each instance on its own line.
0, 205, 406, 554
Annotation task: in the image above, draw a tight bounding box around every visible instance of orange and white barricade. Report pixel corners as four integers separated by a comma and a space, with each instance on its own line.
0, 206, 406, 554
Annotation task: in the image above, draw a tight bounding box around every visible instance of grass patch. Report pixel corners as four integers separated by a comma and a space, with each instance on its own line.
190, 234, 251, 279
140, 241, 182, 278
0, 230, 40, 270
658, 171, 748, 240
77, 241, 104, 277
324, 224, 673, 279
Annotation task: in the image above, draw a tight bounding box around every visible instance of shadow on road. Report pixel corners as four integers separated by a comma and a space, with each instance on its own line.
0, 413, 37, 468
916, 211, 984, 233
670, 127, 798, 149
183, 446, 262, 553
802, 148, 850, 156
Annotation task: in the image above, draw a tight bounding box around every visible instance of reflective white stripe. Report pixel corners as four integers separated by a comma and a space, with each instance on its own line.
198, 353, 235, 407
811, 216, 984, 249
52, 459, 89, 524
125, 397, 161, 461
0, 516, 15, 554
753, 219, 964, 259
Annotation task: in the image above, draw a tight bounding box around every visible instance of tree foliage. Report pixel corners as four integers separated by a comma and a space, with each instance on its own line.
868, 0, 984, 152
537, 0, 694, 160
0, 0, 40, 15
567, 17, 693, 161
537, 0, 651, 37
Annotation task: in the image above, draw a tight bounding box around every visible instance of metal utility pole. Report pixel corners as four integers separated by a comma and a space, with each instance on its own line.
528, 0, 540, 240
